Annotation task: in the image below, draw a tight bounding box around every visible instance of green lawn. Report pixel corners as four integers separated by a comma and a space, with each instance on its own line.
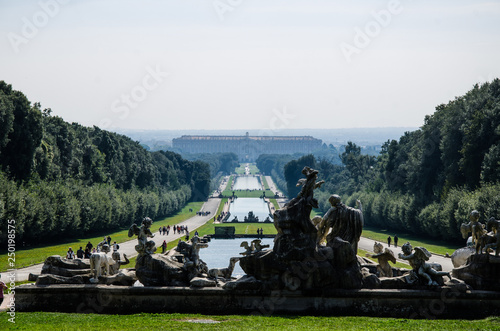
213, 223, 276, 235
0, 202, 203, 272
221, 190, 267, 198
262, 176, 270, 190
2, 312, 498, 330
362, 226, 462, 256
194, 218, 277, 239
216, 198, 229, 216
269, 199, 279, 211
310, 209, 320, 218
226, 175, 234, 190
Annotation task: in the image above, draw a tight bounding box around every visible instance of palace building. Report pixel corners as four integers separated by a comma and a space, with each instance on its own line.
172, 132, 322, 161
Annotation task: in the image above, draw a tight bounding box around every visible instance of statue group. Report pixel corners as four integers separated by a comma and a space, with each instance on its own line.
237, 166, 458, 291
452, 210, 500, 291
34, 167, 484, 293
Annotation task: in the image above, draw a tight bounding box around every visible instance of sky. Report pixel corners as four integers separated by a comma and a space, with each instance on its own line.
1, 0, 499, 132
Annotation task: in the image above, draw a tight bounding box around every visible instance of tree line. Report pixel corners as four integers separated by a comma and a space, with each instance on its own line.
0, 81, 211, 244
270, 79, 500, 244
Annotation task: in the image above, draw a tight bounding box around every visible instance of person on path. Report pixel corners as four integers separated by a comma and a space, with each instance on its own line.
0, 275, 8, 307
387, 236, 392, 247
163, 226, 166, 235
173, 226, 176, 234
84, 248, 91, 259
185, 230, 190, 241
66, 247, 75, 259
162, 240, 167, 254
394, 235, 399, 248
86, 241, 93, 252
159, 227, 162, 235
76, 247, 84, 259
166, 225, 170, 235
113, 241, 119, 252
107, 236, 112, 246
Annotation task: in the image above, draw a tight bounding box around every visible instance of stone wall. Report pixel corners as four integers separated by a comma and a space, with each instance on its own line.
16, 285, 500, 319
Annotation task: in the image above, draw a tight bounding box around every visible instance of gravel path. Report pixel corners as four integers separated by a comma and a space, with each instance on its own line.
358, 236, 454, 271
264, 176, 287, 207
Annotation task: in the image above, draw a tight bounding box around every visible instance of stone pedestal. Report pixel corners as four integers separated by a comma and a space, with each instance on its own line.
453, 254, 500, 291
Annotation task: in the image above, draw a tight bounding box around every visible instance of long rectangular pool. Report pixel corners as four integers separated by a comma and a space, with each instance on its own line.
229, 197, 270, 222
232, 176, 261, 190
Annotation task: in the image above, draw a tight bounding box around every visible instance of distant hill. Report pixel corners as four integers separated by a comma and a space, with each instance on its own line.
0, 81, 210, 244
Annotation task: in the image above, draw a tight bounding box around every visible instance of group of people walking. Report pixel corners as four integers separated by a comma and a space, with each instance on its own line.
65, 235, 119, 260
387, 235, 399, 247
159, 224, 190, 236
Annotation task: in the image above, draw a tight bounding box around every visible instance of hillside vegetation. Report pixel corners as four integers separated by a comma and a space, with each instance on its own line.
266, 79, 500, 243
0, 81, 210, 245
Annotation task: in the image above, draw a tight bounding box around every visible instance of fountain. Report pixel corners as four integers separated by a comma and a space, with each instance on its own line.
15, 167, 500, 318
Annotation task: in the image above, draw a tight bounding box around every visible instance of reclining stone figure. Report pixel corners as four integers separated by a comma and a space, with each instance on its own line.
398, 242, 451, 286
208, 257, 240, 282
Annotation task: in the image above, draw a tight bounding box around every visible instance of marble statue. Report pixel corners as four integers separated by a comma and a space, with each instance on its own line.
464, 216, 500, 255
252, 239, 270, 252
398, 242, 451, 286
366, 242, 396, 278
244, 211, 259, 223
460, 210, 488, 254
176, 235, 208, 269
477, 217, 500, 256
240, 241, 254, 256
238, 167, 364, 290
452, 212, 500, 291
450, 247, 475, 268
208, 257, 240, 282
109, 253, 130, 274
89, 252, 118, 278
97, 242, 110, 254
128, 217, 156, 255
317, 194, 364, 254
287, 166, 325, 208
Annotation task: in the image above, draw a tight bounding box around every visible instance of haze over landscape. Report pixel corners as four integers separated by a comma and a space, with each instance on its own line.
1, 0, 499, 132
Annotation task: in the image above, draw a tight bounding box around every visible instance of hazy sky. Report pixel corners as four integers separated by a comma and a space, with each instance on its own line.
1, 0, 499, 132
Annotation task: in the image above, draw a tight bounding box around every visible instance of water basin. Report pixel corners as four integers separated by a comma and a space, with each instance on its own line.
229, 197, 270, 222
199, 238, 274, 278
232, 176, 261, 190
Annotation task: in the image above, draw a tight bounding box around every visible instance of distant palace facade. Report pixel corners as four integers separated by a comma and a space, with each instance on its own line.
172, 132, 322, 161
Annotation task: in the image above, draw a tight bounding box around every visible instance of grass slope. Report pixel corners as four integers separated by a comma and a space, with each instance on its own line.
2, 312, 498, 330
0, 202, 203, 272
